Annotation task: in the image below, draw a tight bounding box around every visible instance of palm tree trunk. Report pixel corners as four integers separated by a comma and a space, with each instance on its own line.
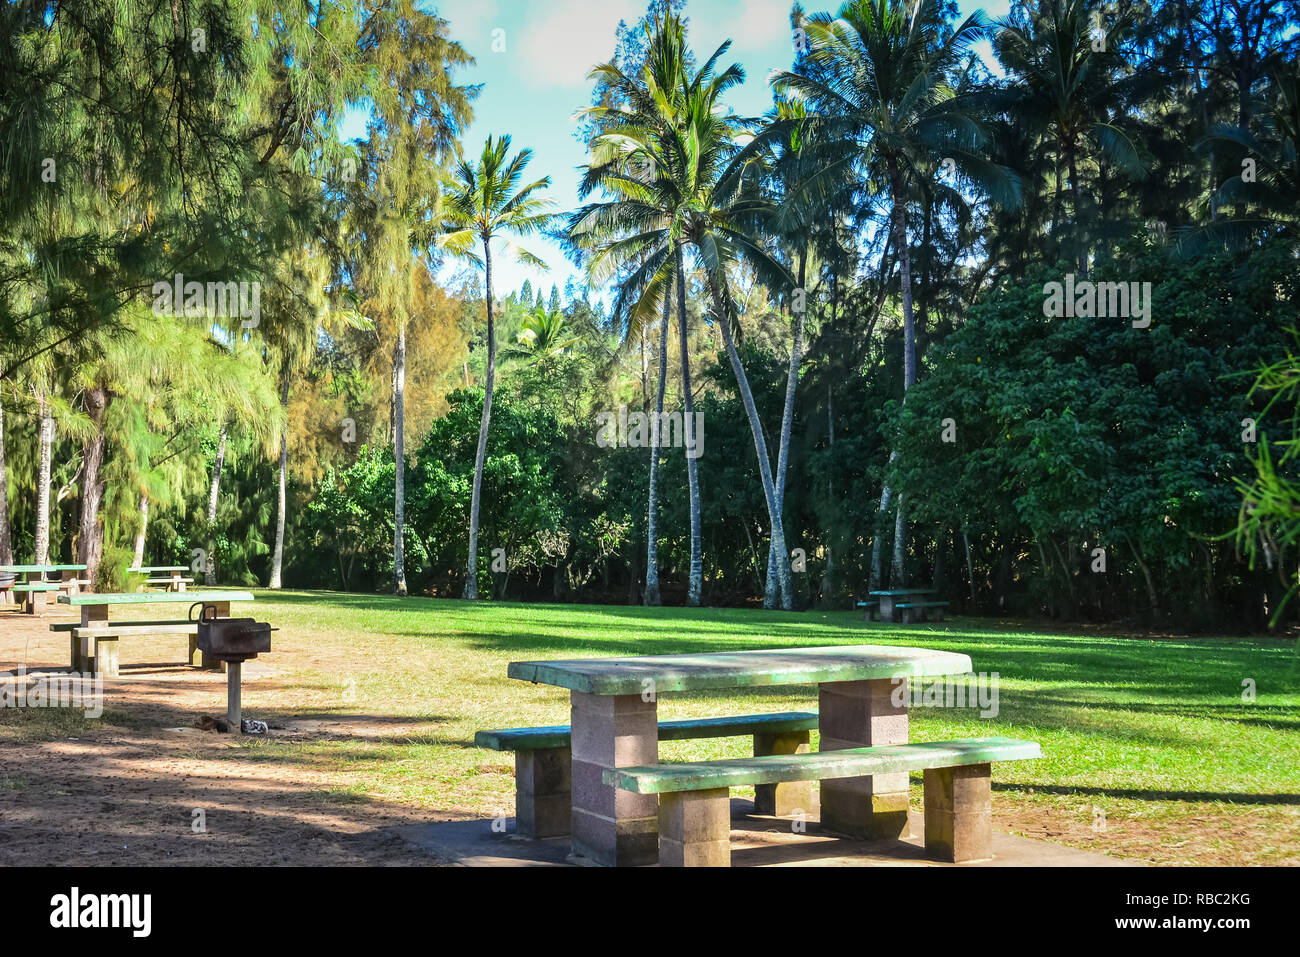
131, 494, 148, 568
962, 527, 975, 601
891, 492, 907, 586
269, 377, 290, 589
644, 280, 671, 606
0, 403, 11, 566
869, 466, 894, 591
394, 322, 408, 597
1067, 148, 1085, 274
35, 392, 52, 565
765, 253, 806, 610
817, 382, 836, 605
205, 422, 227, 586
77, 385, 109, 589
704, 266, 794, 607
888, 165, 918, 586
675, 246, 702, 606
465, 242, 496, 600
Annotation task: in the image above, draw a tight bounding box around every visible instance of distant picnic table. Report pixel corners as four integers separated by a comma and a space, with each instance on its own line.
0, 563, 90, 613
861, 588, 949, 623
500, 644, 994, 866
128, 565, 194, 592
52, 590, 255, 676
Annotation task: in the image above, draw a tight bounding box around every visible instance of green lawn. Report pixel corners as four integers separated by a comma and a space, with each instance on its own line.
9, 591, 1300, 864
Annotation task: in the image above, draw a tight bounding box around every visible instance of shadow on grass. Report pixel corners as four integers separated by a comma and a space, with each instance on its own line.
993, 781, 1300, 806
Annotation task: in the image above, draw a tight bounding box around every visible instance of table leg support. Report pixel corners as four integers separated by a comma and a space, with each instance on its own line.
569, 691, 658, 866
516, 746, 572, 839
95, 637, 119, 679
753, 730, 812, 817
818, 678, 911, 840
923, 763, 992, 862
659, 788, 731, 867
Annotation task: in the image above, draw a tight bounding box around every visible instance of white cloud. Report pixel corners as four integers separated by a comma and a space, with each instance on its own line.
510, 0, 644, 89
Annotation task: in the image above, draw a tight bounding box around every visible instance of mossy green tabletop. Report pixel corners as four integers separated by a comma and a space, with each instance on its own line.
507, 644, 972, 695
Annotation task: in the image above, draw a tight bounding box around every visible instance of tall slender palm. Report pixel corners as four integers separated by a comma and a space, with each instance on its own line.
0, 395, 11, 566
644, 286, 672, 605
663, 33, 803, 605
572, 15, 799, 607
759, 99, 858, 607
1188, 59, 1300, 252
438, 135, 554, 601
571, 15, 702, 605
991, 0, 1148, 269
772, 0, 1020, 588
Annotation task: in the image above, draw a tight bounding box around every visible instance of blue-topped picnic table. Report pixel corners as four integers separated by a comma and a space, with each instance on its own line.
0, 563, 90, 613
505, 644, 974, 866
52, 590, 255, 676
867, 588, 948, 623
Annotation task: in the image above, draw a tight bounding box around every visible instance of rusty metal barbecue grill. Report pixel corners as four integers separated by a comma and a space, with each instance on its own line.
191, 603, 275, 732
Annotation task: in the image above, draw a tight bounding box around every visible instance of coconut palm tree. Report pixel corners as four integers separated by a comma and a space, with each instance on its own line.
507, 307, 579, 364
771, 0, 1020, 587
991, 0, 1148, 269
570, 14, 702, 606
438, 135, 554, 601
758, 98, 858, 607
1188, 59, 1300, 253
572, 14, 801, 607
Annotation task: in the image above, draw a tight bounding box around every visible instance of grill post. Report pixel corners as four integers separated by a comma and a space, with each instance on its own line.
227, 660, 243, 729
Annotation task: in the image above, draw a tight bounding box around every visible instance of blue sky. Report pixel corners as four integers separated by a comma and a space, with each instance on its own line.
342, 0, 1009, 305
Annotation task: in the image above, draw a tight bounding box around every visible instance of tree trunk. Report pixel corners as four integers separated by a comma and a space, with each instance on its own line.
205, 422, 227, 586
269, 377, 290, 589
885, 164, 918, 587
703, 262, 794, 607
77, 385, 109, 588
1067, 148, 1085, 274
869, 455, 897, 591
817, 382, 836, 606
644, 280, 671, 606
675, 245, 702, 607
0, 402, 13, 566
1124, 532, 1160, 619
465, 243, 496, 600
765, 253, 806, 611
962, 527, 975, 601
35, 392, 52, 565
132, 494, 148, 568
891, 492, 906, 587
394, 321, 408, 597
933, 526, 945, 593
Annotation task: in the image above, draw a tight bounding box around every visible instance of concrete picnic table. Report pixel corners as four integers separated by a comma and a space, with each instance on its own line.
58, 589, 254, 626
0, 563, 90, 612
507, 643, 973, 866
56, 590, 255, 673
869, 588, 936, 622
128, 565, 192, 591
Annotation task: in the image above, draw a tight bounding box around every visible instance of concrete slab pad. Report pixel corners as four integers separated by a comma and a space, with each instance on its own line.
392, 798, 1142, 867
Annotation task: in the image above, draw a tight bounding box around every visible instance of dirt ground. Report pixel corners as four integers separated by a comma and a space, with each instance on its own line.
0, 611, 450, 866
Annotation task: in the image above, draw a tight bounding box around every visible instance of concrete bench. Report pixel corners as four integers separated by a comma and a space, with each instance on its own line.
854, 600, 879, 621
143, 576, 194, 591
11, 583, 61, 614
65, 621, 200, 677
894, 600, 949, 623
476, 711, 819, 838
605, 737, 1041, 866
